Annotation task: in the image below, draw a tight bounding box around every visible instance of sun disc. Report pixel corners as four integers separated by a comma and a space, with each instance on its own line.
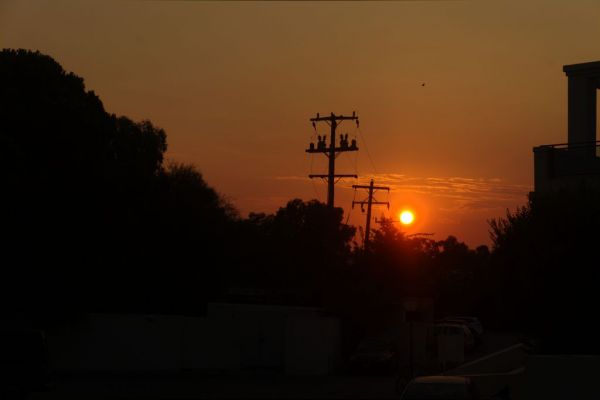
400, 210, 415, 225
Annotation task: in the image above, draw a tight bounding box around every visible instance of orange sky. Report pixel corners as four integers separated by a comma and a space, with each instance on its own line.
3, 0, 600, 246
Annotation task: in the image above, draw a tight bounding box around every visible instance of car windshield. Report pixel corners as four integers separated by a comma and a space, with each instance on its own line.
402, 382, 471, 399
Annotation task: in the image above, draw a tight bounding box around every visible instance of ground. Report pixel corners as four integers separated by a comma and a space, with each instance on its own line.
27, 331, 524, 400
29, 373, 400, 400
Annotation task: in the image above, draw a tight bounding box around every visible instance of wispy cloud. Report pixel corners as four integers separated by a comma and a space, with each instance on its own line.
275, 173, 531, 212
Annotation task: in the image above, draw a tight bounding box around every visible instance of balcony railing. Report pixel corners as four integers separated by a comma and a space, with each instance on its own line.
534, 141, 600, 192
535, 141, 600, 173
536, 140, 600, 154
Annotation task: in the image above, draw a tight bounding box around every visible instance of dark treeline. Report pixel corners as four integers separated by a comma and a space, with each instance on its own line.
488, 190, 600, 354
2, 49, 598, 354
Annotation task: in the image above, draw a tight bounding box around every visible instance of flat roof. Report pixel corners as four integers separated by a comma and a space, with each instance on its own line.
563, 61, 600, 77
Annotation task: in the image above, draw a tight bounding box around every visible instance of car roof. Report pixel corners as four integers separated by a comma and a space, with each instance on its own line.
439, 318, 469, 323
411, 376, 469, 384
441, 319, 475, 326
447, 316, 479, 322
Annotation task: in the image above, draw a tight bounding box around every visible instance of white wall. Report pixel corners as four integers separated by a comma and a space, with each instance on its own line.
46, 305, 341, 375
181, 317, 240, 370
284, 316, 341, 375
393, 323, 438, 374
47, 314, 184, 372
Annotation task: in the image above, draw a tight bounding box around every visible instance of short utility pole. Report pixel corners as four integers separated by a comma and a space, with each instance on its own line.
352, 179, 390, 250
306, 112, 359, 208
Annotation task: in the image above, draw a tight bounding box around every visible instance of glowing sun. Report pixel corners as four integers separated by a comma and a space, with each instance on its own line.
399, 210, 415, 225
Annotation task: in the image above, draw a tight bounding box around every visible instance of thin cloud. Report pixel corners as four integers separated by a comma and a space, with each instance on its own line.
274, 173, 531, 212
357, 174, 531, 213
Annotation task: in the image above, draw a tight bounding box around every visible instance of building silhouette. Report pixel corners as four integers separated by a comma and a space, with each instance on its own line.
534, 61, 600, 193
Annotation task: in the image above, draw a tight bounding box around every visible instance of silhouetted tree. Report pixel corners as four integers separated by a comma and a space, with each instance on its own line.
429, 236, 489, 317
110, 117, 167, 181
0, 49, 234, 318
489, 189, 600, 353
226, 199, 355, 306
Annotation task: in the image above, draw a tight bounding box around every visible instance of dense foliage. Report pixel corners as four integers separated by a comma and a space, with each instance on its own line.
489, 191, 600, 353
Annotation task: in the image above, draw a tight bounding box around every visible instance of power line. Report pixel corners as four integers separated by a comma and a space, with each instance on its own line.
357, 126, 378, 175
345, 187, 358, 225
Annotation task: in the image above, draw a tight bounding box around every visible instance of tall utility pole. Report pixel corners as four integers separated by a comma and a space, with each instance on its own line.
352, 179, 390, 249
306, 112, 359, 208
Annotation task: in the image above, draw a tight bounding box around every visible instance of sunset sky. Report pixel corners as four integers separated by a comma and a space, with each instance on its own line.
3, 0, 600, 246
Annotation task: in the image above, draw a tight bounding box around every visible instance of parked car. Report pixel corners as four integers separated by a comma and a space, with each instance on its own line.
438, 317, 483, 346
440, 317, 483, 336
434, 323, 475, 352
348, 337, 398, 374
400, 375, 480, 400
